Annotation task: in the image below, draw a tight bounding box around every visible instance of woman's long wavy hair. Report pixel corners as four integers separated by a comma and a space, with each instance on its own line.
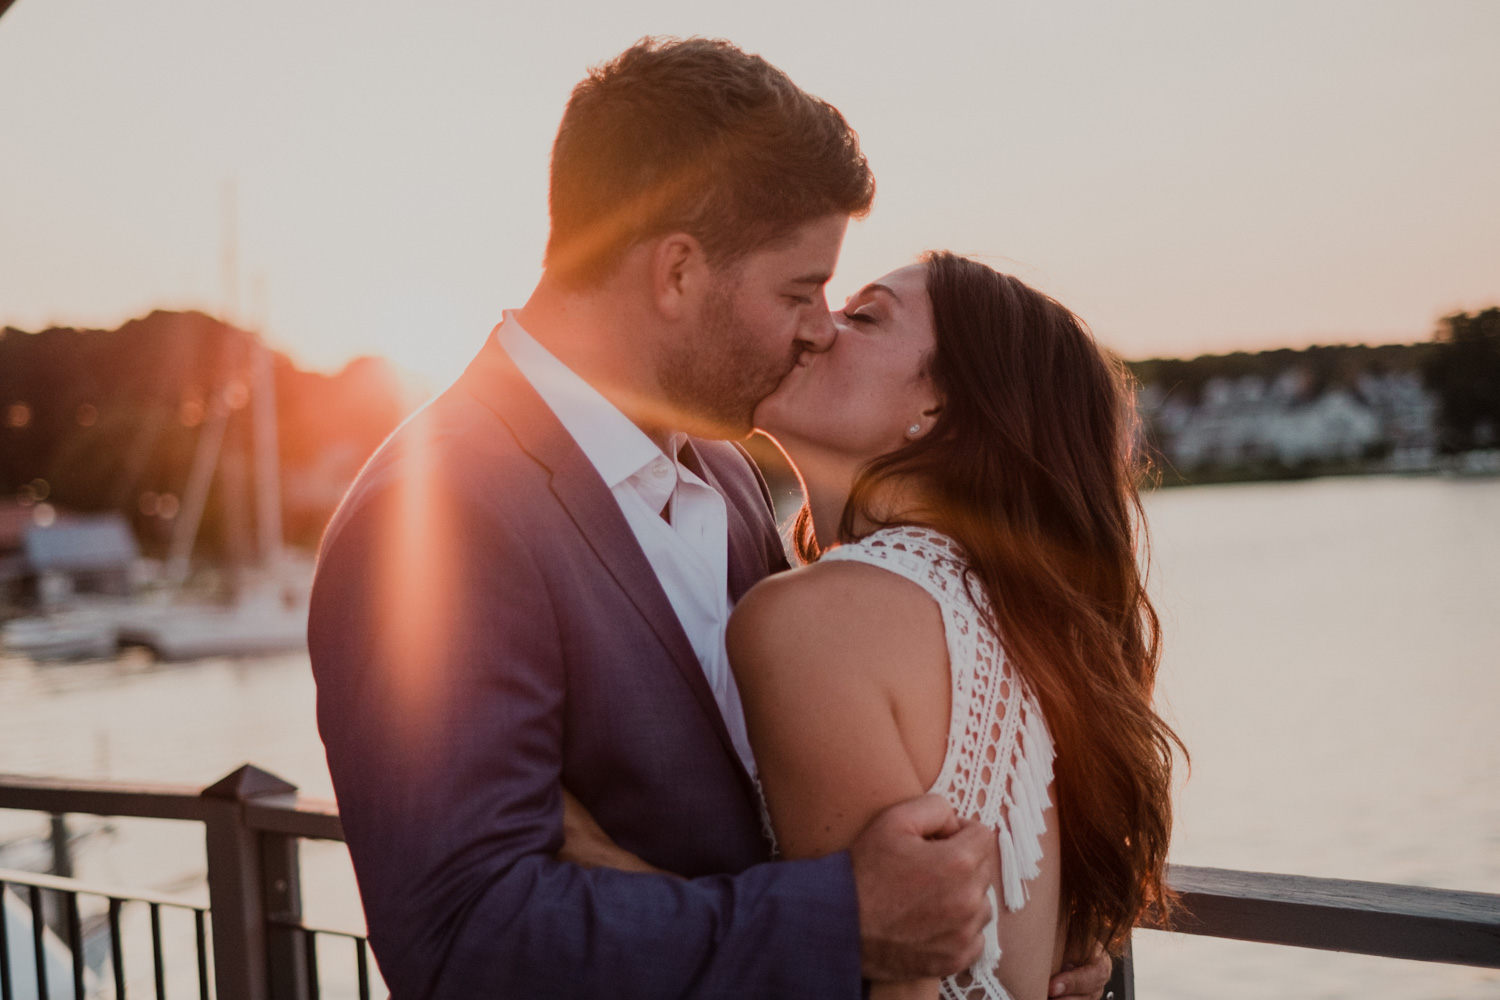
794, 251, 1183, 953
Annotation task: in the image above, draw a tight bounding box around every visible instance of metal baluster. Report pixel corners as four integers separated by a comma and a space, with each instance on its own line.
149, 903, 165, 1000
302, 930, 319, 1000
355, 939, 369, 1000
300, 929, 318, 1000
194, 910, 210, 1000
66, 891, 84, 1000
109, 898, 126, 1000
29, 885, 48, 1000
0, 882, 13, 1000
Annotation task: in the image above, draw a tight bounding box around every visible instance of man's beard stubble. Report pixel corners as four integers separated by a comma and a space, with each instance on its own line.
655, 279, 801, 441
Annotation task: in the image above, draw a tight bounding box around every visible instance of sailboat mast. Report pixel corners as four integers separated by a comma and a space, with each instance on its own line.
251, 336, 282, 570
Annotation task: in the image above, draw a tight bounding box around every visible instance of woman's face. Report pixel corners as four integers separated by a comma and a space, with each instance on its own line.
754, 262, 940, 466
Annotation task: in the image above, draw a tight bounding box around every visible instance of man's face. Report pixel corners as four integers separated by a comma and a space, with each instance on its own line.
655, 213, 848, 439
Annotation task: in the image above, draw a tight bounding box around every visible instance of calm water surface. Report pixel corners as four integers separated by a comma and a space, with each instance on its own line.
1135, 475, 1500, 998
2, 475, 1496, 999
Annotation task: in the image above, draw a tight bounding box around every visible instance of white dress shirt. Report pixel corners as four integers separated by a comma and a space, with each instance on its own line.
496, 311, 757, 775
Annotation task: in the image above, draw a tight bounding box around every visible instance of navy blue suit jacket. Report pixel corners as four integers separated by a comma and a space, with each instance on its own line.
309, 334, 862, 998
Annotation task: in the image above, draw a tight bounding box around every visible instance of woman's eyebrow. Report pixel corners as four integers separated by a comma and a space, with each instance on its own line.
859, 282, 901, 303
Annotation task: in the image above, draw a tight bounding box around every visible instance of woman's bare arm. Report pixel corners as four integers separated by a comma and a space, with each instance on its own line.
729, 561, 954, 999
730, 559, 1078, 1000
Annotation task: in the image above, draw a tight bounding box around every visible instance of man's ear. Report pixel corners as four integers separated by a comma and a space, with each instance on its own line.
649, 232, 709, 321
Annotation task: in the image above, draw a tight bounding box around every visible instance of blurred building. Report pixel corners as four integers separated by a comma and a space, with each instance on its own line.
0, 503, 139, 609
1140, 369, 1439, 476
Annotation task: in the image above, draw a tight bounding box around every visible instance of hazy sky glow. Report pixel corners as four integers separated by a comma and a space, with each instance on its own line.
2, 0, 1496, 388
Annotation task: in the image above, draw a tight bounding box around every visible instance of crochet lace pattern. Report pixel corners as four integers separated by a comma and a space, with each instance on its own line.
820, 526, 1057, 1000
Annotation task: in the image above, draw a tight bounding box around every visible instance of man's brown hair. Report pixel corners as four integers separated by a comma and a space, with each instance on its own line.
544, 37, 875, 286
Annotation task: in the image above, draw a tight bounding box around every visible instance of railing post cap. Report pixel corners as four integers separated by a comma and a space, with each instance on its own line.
201, 764, 298, 801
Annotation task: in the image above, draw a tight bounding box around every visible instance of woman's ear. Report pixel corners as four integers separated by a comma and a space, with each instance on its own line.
905, 396, 944, 440
917, 387, 944, 430
649, 232, 709, 321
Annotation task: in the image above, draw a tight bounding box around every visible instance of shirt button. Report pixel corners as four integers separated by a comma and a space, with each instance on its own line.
652, 461, 670, 478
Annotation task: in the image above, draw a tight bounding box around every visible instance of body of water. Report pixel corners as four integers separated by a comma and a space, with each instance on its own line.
2, 474, 1497, 998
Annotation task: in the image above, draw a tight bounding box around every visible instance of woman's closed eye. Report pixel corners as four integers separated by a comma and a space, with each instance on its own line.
846, 310, 878, 325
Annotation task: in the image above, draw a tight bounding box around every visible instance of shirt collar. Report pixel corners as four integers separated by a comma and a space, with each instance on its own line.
495, 310, 670, 489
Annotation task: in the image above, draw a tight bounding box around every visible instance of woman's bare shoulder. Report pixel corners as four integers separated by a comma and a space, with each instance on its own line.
735, 556, 928, 614
728, 557, 945, 690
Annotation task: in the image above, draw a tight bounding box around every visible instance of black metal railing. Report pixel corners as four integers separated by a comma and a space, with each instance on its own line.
0, 767, 372, 1000
3, 767, 1499, 999
0, 867, 210, 1000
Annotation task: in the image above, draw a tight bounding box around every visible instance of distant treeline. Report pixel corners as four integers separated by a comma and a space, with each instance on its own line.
1130, 342, 1435, 402
1422, 308, 1500, 453
2, 307, 1497, 561
0, 311, 415, 559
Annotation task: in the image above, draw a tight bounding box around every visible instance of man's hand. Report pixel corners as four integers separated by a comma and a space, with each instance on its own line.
850, 794, 999, 981
557, 787, 671, 876
1047, 944, 1113, 1000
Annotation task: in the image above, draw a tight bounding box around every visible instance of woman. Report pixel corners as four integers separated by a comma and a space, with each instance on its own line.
567, 252, 1181, 1000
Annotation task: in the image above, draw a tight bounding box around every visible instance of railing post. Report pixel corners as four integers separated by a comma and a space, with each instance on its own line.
262, 832, 308, 1000
1105, 934, 1135, 1000
42, 814, 73, 943
200, 765, 300, 1000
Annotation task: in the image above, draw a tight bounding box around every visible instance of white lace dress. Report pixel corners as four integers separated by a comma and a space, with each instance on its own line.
761, 526, 1056, 1000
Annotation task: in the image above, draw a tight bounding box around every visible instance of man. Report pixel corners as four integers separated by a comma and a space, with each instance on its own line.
310, 38, 1112, 998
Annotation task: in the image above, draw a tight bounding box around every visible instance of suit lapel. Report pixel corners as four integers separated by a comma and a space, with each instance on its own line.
679, 441, 766, 605
456, 336, 748, 774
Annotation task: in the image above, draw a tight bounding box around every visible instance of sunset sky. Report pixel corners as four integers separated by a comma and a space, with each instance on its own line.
2, 0, 1496, 390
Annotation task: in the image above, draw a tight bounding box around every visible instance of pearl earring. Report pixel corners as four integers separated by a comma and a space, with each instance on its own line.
908, 423, 922, 437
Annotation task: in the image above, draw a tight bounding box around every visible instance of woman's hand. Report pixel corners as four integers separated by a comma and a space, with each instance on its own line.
557, 787, 674, 876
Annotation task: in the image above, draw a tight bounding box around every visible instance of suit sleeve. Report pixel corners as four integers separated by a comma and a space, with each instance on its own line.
309, 475, 861, 999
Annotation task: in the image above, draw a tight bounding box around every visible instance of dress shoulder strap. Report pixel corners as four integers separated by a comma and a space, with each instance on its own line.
818, 526, 973, 609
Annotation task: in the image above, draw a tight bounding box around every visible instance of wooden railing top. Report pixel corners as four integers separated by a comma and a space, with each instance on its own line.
1151, 864, 1500, 969
0, 771, 208, 821
243, 793, 343, 841
0, 769, 343, 841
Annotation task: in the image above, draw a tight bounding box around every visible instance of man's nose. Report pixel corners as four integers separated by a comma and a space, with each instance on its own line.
797, 304, 838, 354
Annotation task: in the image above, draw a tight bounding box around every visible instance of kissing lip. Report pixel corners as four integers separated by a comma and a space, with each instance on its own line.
775, 352, 810, 384
761, 354, 809, 403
